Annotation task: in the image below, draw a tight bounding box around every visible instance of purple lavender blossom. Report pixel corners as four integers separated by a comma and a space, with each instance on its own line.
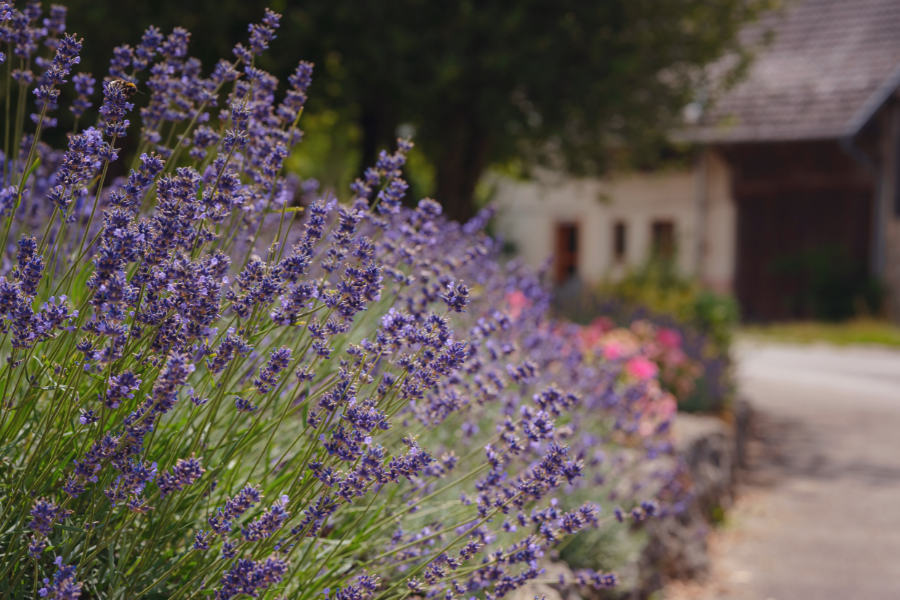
99, 78, 134, 138
0, 8, 677, 597
235, 396, 258, 413
28, 498, 66, 536
45, 33, 80, 85
160, 26, 190, 60
27, 535, 46, 558
101, 370, 141, 409
79, 409, 98, 425
441, 282, 470, 313
70, 72, 95, 118
241, 494, 290, 541
37, 557, 83, 599
132, 25, 163, 71
193, 532, 210, 551
12, 235, 43, 296
215, 556, 289, 600
208, 484, 262, 536
158, 457, 205, 498
207, 328, 252, 374
254, 346, 291, 394
109, 152, 165, 208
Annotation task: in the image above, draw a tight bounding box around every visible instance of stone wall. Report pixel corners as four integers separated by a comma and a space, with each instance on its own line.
636, 409, 742, 596
504, 403, 751, 600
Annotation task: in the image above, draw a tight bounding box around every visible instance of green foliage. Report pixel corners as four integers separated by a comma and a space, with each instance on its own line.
769, 245, 884, 321
60, 0, 776, 218
283, 109, 361, 197
691, 290, 741, 350
602, 257, 740, 350
740, 319, 900, 347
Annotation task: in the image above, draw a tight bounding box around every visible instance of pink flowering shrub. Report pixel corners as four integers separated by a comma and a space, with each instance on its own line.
581, 317, 705, 406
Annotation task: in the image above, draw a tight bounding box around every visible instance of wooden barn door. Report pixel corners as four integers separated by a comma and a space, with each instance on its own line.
735, 187, 873, 320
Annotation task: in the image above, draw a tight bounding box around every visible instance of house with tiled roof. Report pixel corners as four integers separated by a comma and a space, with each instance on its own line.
494, 0, 900, 320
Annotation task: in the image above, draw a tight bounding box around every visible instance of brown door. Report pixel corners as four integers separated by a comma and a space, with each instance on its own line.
554, 223, 579, 284
651, 220, 675, 259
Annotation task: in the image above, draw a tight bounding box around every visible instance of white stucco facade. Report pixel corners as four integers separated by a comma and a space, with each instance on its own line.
493, 149, 736, 292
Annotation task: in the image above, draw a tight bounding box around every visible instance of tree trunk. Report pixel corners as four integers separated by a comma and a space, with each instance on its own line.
359, 97, 395, 174
434, 115, 491, 224
360, 108, 382, 174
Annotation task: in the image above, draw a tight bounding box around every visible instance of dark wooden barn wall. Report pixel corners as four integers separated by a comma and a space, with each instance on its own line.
721, 141, 875, 321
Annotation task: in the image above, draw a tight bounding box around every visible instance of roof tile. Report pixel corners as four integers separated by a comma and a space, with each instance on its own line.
692, 0, 900, 142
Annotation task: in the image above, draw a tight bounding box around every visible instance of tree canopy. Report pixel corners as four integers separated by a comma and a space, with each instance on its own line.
63, 0, 774, 220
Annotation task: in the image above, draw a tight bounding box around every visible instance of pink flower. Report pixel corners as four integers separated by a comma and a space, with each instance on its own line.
659, 395, 677, 418
580, 317, 616, 350
505, 291, 529, 319
590, 316, 615, 333
625, 356, 659, 380
581, 326, 601, 349
602, 342, 624, 361
666, 347, 687, 366
657, 327, 682, 349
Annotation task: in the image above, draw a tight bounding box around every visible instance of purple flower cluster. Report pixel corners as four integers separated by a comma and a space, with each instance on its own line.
70, 71, 94, 118
254, 346, 291, 394
30, 32, 80, 127
109, 152, 165, 208
215, 556, 289, 600
158, 457, 205, 498
574, 569, 618, 589
37, 556, 83, 600
151, 352, 195, 413
233, 8, 280, 64
209, 484, 262, 536
98, 78, 134, 138
43, 32, 80, 85
241, 494, 290, 541
101, 370, 141, 409
0, 5, 681, 598
27, 498, 71, 557
328, 573, 381, 600
48, 127, 108, 214
207, 328, 253, 374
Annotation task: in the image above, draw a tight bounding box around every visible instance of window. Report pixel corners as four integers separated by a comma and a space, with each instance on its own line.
613, 221, 627, 261
651, 220, 675, 259
554, 223, 579, 283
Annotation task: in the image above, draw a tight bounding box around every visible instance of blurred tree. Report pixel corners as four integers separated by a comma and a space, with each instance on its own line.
62, 0, 774, 220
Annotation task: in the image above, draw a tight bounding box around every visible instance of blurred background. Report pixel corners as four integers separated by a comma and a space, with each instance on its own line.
54, 0, 900, 597
59, 0, 900, 339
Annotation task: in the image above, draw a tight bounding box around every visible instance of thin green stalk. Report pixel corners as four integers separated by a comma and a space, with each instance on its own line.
10, 58, 27, 180
3, 42, 11, 184
72, 134, 117, 261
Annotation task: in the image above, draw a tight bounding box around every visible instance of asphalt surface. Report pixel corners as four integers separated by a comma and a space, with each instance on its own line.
686, 341, 900, 600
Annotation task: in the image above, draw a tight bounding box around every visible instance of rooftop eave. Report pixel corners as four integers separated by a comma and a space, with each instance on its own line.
675, 123, 854, 145
845, 62, 900, 137
678, 62, 900, 146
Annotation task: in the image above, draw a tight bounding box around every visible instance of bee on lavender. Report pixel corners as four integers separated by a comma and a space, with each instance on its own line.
109, 77, 140, 98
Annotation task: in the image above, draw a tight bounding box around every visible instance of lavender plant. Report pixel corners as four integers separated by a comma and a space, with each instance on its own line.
0, 3, 684, 599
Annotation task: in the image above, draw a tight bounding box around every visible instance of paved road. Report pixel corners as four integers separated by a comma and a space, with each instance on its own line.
676, 341, 900, 600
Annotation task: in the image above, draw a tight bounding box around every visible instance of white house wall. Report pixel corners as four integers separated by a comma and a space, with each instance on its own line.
493, 148, 736, 290
699, 150, 736, 293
